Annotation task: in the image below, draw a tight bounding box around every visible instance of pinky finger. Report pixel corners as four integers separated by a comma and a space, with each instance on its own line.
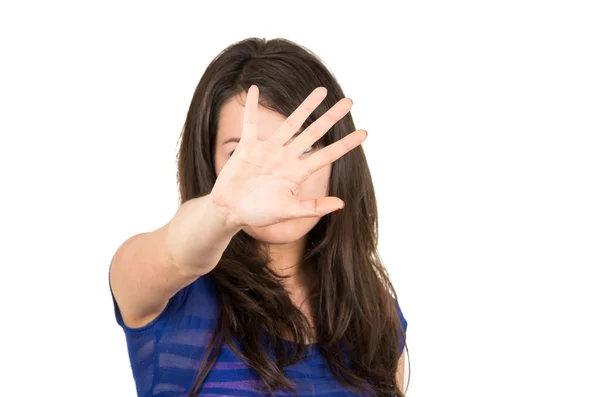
240, 85, 259, 142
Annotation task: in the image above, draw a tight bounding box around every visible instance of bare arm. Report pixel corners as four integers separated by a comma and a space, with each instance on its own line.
396, 349, 406, 394
109, 194, 241, 328
109, 85, 363, 329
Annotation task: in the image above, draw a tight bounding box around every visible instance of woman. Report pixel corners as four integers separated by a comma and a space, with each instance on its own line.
109, 37, 409, 397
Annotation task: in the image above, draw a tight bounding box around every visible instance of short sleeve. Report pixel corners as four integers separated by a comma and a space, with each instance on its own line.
108, 268, 191, 333
394, 300, 408, 355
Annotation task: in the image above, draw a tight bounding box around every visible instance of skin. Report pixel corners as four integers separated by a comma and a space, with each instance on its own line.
214, 90, 331, 300
214, 89, 406, 391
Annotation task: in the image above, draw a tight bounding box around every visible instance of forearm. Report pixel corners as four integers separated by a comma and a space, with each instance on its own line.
110, 193, 241, 326
166, 193, 242, 276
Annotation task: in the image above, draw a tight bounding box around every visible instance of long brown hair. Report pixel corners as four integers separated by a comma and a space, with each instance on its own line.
177, 37, 409, 396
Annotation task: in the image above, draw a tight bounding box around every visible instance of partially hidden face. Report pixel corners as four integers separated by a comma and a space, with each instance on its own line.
213, 90, 331, 245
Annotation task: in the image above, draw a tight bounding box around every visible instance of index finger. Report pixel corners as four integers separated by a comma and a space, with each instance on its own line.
304, 129, 368, 175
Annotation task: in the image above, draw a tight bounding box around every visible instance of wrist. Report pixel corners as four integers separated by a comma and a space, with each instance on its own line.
207, 193, 245, 234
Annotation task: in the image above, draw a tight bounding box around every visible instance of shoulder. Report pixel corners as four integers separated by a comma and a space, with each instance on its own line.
393, 299, 408, 332
390, 297, 408, 358
110, 272, 220, 333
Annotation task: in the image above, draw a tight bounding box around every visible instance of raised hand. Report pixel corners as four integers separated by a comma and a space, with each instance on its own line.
209, 85, 367, 228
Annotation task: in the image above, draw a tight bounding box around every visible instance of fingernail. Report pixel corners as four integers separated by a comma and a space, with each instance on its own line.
349, 98, 353, 105
364, 130, 368, 136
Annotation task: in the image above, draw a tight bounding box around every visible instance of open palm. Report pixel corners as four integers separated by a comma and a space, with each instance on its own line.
210, 85, 367, 228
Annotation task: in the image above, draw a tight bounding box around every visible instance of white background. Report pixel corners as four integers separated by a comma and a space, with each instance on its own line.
1, 1, 598, 396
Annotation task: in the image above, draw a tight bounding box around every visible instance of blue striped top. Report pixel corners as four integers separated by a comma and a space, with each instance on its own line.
110, 272, 408, 396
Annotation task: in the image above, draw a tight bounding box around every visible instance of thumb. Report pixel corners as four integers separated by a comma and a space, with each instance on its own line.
286, 197, 345, 219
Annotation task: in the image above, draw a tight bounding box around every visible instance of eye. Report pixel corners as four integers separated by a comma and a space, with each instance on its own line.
303, 145, 315, 155
229, 145, 314, 157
